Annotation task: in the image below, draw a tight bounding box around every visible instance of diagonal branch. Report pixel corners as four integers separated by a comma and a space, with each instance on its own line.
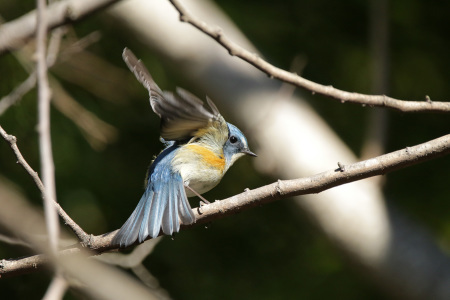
0, 72, 37, 115
168, 0, 450, 113
0, 125, 90, 245
1, 133, 449, 278
3, 0, 448, 112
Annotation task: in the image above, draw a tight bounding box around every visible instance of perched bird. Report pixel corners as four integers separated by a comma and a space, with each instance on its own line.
113, 48, 256, 248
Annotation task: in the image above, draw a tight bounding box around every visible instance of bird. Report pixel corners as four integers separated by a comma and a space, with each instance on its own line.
112, 48, 256, 248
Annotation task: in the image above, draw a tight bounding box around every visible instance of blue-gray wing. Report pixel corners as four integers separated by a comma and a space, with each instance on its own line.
112, 145, 195, 248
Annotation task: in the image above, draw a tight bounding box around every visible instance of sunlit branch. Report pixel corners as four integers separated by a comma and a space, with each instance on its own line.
1, 133, 449, 278
168, 0, 450, 113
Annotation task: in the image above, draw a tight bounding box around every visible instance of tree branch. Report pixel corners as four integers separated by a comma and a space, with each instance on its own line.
0, 125, 90, 244
168, 0, 450, 113
0, 72, 37, 115
0, 0, 121, 55
3, 0, 448, 112
36, 0, 59, 255
1, 133, 449, 278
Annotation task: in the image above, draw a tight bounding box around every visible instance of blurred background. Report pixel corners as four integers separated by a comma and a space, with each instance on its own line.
0, 0, 449, 299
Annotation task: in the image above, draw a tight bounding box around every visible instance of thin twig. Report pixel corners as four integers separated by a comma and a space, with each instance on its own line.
0, 234, 33, 249
49, 77, 118, 151
0, 73, 37, 115
59, 31, 102, 59
0, 31, 61, 116
46, 27, 66, 67
97, 238, 170, 295
0, 30, 114, 150
0, 125, 89, 244
168, 0, 450, 113
1, 133, 449, 277
0, 30, 101, 116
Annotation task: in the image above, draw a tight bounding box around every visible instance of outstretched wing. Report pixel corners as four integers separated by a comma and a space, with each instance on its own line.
122, 48, 228, 142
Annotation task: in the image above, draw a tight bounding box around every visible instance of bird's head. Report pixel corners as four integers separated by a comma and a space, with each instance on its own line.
223, 123, 256, 171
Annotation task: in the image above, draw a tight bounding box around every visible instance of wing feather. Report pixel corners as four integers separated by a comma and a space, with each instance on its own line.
122, 48, 228, 141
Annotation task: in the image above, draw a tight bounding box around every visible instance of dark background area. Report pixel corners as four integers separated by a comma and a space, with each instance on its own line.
0, 0, 449, 299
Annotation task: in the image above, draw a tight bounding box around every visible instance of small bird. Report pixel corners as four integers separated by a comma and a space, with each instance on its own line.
113, 48, 256, 248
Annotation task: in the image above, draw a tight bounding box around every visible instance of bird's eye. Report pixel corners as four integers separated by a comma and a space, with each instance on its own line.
229, 135, 238, 144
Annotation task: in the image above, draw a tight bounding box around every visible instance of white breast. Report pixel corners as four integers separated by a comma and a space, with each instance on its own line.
172, 145, 225, 197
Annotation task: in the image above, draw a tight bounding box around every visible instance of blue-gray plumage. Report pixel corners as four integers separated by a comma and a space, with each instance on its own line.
112, 48, 256, 248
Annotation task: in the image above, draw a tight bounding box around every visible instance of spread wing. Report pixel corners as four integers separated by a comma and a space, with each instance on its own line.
122, 48, 228, 142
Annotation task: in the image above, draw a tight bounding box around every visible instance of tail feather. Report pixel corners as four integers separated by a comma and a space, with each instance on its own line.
113, 188, 153, 248
148, 183, 168, 239
161, 180, 177, 235
137, 189, 154, 243
112, 170, 195, 248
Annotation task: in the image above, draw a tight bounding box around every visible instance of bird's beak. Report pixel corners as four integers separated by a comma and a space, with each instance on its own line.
242, 149, 257, 157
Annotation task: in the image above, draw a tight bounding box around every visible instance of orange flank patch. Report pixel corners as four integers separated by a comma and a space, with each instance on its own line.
186, 144, 225, 173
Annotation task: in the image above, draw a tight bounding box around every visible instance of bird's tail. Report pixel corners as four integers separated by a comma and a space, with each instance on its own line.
112, 172, 195, 248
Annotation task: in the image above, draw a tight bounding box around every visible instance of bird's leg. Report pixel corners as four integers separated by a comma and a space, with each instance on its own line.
184, 184, 210, 205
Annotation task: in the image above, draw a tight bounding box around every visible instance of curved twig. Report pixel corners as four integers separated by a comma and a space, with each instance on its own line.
168, 0, 450, 113
0, 126, 90, 245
